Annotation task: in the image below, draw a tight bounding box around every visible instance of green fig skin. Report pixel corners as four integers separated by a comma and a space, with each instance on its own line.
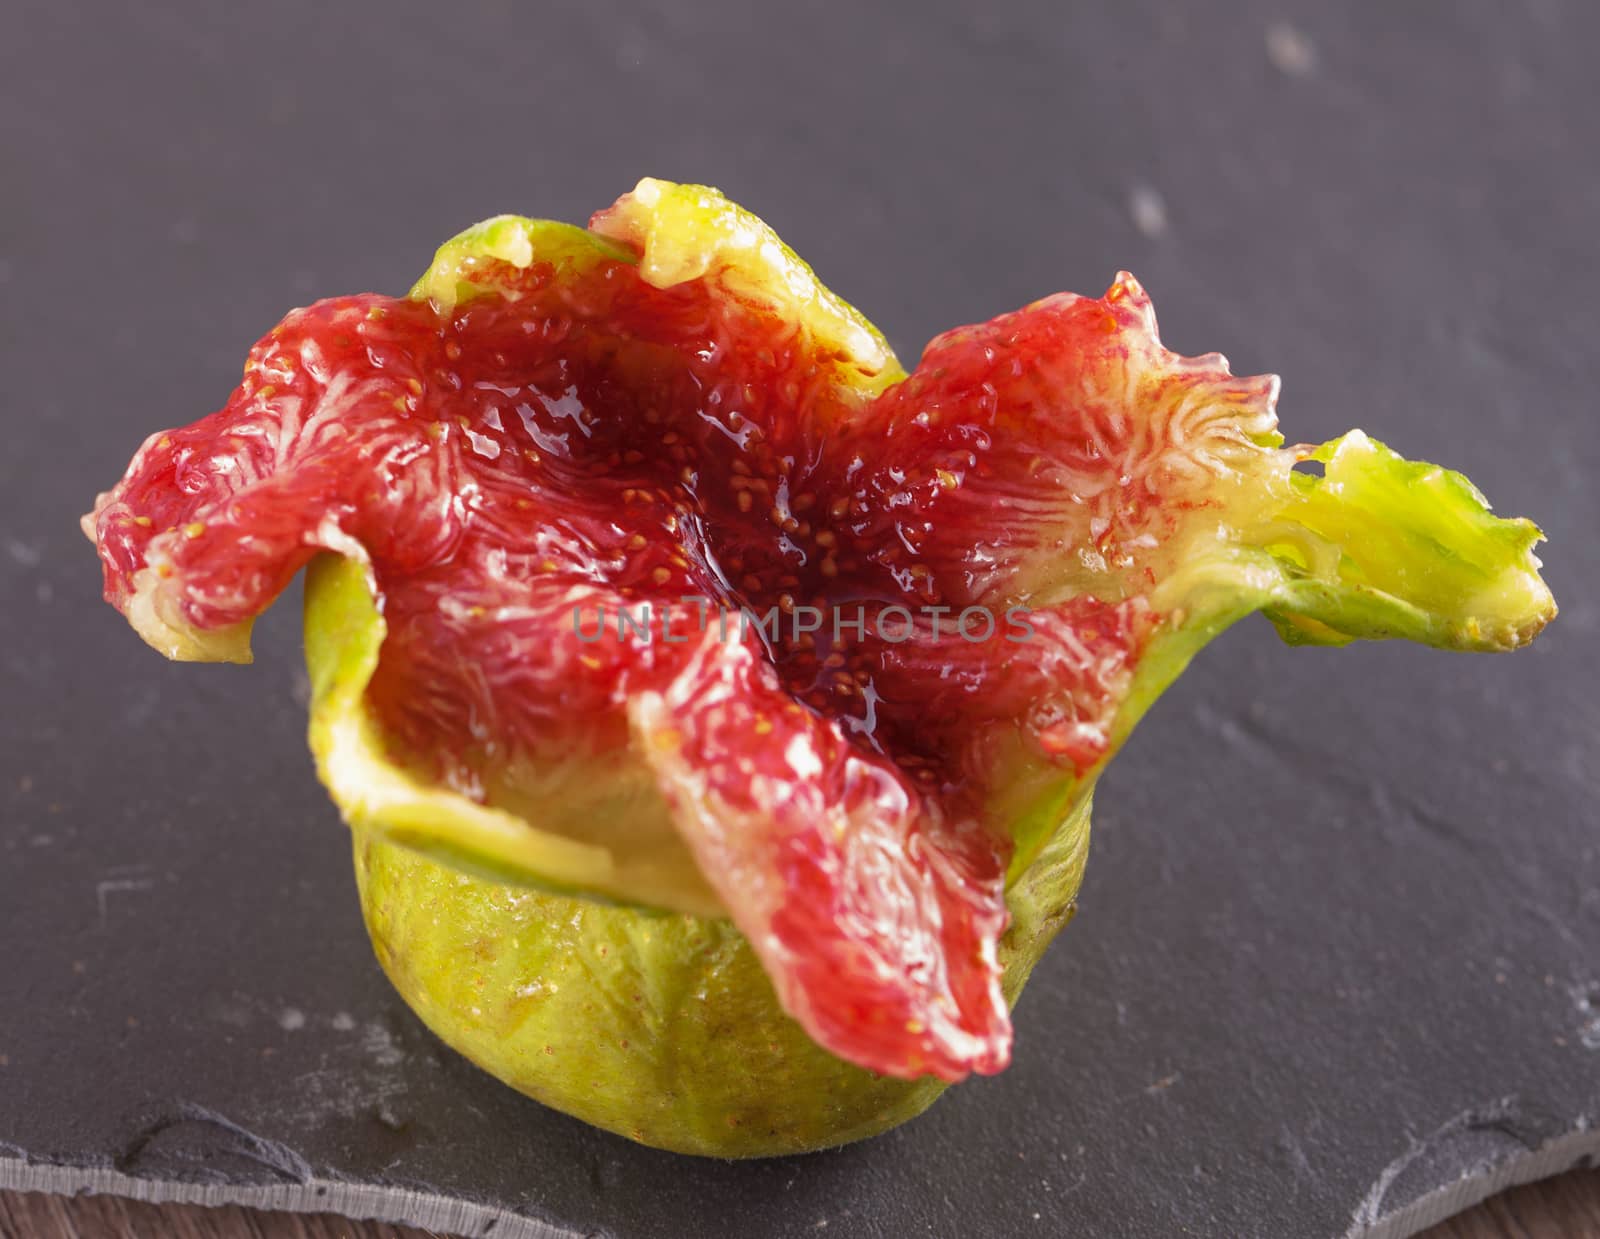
353, 796, 1091, 1158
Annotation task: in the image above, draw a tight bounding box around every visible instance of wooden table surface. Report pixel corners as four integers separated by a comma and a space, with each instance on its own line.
4, 1169, 1598, 1238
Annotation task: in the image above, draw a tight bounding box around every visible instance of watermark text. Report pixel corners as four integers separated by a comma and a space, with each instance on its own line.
573, 596, 1035, 645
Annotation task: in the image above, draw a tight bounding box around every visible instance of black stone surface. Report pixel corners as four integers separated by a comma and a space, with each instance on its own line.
2, 2, 1596, 1236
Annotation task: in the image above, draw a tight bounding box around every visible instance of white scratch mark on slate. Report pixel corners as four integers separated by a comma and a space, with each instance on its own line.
95, 874, 154, 926
5, 539, 41, 567
1128, 186, 1169, 238
1266, 22, 1318, 77
363, 1022, 406, 1068
1570, 983, 1600, 1049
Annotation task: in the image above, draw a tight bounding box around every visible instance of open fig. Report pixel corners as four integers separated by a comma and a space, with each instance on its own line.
86, 179, 1554, 1156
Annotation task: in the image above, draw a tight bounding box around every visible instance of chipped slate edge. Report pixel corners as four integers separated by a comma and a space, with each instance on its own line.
5, 1126, 1600, 1239
1346, 1124, 1600, 1239
0, 1156, 582, 1239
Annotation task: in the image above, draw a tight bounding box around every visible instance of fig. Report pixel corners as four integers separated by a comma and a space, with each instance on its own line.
86, 179, 1555, 1156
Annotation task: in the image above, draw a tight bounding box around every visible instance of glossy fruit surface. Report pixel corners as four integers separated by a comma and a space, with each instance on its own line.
87, 180, 1555, 1145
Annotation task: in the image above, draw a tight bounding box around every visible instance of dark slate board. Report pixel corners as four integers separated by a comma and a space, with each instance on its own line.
2, 2, 1596, 1236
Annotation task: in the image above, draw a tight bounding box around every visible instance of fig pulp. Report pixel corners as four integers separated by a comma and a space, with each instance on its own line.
87, 179, 1554, 1154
